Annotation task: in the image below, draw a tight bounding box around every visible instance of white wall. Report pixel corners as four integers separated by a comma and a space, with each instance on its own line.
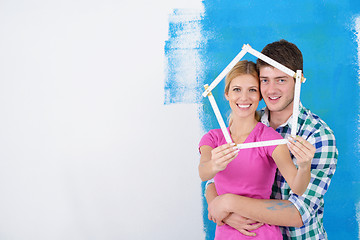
0, 0, 204, 239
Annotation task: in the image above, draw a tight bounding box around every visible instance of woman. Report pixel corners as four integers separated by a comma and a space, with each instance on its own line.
198, 60, 311, 239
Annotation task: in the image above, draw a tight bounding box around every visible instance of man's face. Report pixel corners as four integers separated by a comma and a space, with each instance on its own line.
259, 66, 295, 113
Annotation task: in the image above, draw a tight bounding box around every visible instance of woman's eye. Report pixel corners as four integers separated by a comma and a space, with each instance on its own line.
233, 88, 240, 92
278, 79, 286, 83
249, 89, 257, 92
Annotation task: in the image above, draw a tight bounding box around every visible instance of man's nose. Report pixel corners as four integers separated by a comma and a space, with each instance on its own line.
266, 81, 277, 93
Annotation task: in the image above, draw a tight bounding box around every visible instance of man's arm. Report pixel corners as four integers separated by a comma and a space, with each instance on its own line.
205, 182, 218, 204
208, 193, 304, 227
206, 183, 264, 237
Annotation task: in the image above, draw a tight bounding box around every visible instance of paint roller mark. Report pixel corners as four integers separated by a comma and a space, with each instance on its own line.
164, 8, 206, 105
354, 15, 360, 239
354, 16, 360, 84
357, 201, 360, 239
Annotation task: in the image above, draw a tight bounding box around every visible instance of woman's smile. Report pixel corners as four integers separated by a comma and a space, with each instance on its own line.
225, 74, 260, 118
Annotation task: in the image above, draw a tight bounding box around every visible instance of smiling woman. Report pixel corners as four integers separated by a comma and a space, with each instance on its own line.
225, 60, 261, 126
225, 74, 260, 122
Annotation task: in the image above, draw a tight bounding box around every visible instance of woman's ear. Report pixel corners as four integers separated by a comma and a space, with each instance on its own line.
225, 92, 229, 101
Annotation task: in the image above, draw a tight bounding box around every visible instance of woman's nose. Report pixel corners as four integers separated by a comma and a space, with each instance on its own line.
239, 92, 248, 100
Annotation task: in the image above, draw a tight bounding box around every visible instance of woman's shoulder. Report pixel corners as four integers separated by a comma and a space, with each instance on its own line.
207, 128, 223, 135
199, 128, 227, 148
204, 128, 226, 141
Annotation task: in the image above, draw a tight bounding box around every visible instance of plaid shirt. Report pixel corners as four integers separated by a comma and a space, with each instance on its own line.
260, 103, 338, 240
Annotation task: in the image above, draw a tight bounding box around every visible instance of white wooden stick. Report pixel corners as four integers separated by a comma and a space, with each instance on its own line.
202, 44, 306, 149
204, 85, 233, 144
237, 139, 288, 149
202, 47, 248, 97
291, 70, 302, 136
243, 44, 296, 78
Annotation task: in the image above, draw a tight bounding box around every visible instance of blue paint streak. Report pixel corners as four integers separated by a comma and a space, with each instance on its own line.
165, 1, 360, 239
164, 9, 205, 105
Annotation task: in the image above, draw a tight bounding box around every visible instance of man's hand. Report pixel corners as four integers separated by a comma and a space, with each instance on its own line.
223, 213, 264, 237
208, 194, 264, 237
208, 194, 233, 226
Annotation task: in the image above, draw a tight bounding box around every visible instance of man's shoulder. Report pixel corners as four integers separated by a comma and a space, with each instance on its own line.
299, 105, 335, 140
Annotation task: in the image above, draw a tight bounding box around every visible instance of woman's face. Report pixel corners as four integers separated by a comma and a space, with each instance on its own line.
225, 74, 260, 119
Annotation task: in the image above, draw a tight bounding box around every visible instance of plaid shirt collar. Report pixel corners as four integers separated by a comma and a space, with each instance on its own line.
260, 103, 303, 131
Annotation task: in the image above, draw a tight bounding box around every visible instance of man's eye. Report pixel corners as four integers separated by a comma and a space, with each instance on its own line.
278, 79, 286, 83
260, 79, 268, 83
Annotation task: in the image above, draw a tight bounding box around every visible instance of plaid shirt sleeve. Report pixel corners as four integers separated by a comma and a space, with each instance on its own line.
288, 125, 338, 226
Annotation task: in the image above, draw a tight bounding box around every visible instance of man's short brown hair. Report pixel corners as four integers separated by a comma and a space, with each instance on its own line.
256, 39, 303, 73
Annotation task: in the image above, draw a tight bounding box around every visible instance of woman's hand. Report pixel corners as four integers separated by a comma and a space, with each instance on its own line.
199, 143, 239, 181
287, 136, 315, 169
210, 143, 239, 172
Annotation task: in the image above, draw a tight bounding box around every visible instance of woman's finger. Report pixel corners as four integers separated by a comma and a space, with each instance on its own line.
290, 136, 316, 154
213, 147, 239, 163
288, 138, 306, 157
294, 136, 315, 151
212, 143, 236, 155
288, 136, 315, 161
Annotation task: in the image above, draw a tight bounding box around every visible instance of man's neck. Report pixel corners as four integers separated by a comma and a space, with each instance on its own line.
268, 109, 292, 130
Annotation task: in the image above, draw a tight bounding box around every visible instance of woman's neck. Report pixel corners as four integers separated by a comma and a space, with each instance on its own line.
229, 116, 258, 144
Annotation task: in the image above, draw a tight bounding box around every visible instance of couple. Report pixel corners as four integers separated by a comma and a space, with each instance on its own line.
198, 40, 338, 239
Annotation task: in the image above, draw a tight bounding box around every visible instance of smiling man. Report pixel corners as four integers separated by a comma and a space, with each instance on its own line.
205, 40, 338, 239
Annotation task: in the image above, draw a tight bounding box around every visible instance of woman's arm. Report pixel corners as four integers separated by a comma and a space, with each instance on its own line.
198, 143, 239, 181
272, 141, 312, 196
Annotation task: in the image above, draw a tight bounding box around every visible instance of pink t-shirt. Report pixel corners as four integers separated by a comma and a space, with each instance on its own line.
199, 122, 284, 240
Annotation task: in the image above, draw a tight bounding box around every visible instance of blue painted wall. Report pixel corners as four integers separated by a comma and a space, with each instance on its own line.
165, 1, 360, 239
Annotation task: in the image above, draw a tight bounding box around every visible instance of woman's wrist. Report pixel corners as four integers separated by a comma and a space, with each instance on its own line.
298, 162, 311, 171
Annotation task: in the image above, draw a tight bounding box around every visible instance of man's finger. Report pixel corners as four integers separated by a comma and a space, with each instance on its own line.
239, 229, 256, 237
217, 221, 225, 226
245, 222, 264, 231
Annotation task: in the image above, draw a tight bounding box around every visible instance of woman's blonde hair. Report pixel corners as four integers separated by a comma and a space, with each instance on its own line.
225, 60, 261, 124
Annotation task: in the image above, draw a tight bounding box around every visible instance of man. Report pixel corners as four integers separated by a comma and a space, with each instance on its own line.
205, 39, 338, 239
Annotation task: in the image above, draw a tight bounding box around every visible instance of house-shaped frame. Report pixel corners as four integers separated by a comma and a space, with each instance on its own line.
202, 44, 306, 149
